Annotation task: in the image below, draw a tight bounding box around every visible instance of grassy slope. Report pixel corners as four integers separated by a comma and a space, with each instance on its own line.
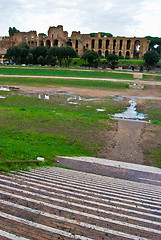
0, 92, 128, 172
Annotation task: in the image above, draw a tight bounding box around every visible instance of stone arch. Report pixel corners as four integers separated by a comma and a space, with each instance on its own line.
91, 39, 95, 49
127, 40, 131, 50
134, 40, 141, 59
113, 39, 116, 50
105, 50, 109, 57
98, 39, 102, 49
98, 50, 102, 56
53, 39, 58, 46
106, 39, 110, 49
46, 40, 51, 48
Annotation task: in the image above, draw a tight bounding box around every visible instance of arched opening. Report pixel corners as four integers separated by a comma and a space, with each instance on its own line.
31, 41, 34, 47
105, 50, 109, 58
113, 51, 115, 54
106, 39, 110, 49
98, 39, 102, 49
91, 39, 95, 49
53, 40, 58, 46
134, 40, 141, 59
127, 40, 131, 50
66, 40, 72, 47
98, 50, 102, 56
113, 39, 116, 50
46, 40, 51, 48
119, 40, 123, 50
83, 46, 86, 54
75, 40, 78, 49
119, 51, 122, 56
126, 51, 130, 58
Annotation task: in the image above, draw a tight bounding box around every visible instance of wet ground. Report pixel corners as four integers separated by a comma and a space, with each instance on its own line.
0, 84, 160, 166
0, 85, 158, 121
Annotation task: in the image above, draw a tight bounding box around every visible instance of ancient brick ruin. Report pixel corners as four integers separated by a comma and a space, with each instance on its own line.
0, 25, 150, 59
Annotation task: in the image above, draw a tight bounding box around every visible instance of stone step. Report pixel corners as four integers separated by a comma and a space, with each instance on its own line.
0, 166, 161, 239
55, 156, 161, 186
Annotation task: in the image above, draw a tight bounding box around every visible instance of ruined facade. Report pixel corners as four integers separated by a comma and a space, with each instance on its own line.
0, 25, 150, 59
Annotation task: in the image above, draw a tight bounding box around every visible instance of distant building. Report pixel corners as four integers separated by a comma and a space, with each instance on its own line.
0, 25, 150, 59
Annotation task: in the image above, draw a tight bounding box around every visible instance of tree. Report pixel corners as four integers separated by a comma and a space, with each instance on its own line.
30, 46, 47, 64
5, 46, 21, 64
146, 36, 161, 58
37, 56, 45, 65
82, 50, 99, 67
9, 27, 20, 36
143, 50, 160, 68
100, 32, 113, 37
106, 54, 119, 69
63, 47, 78, 67
26, 53, 33, 64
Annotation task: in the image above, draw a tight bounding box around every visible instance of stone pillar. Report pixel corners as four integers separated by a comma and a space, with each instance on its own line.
115, 39, 120, 55
109, 39, 113, 54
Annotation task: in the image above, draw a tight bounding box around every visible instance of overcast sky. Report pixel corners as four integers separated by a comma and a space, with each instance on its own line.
1, 0, 161, 38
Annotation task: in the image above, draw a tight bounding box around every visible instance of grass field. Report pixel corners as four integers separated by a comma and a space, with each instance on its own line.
0, 76, 129, 89
0, 91, 129, 172
0, 66, 134, 79
0, 66, 160, 171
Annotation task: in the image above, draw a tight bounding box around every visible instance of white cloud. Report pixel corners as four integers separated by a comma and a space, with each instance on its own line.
0, 0, 161, 37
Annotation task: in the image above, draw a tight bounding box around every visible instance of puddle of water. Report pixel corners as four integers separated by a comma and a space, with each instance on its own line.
68, 102, 79, 105
44, 95, 50, 100
113, 99, 147, 120
67, 95, 100, 102
0, 96, 6, 99
110, 95, 125, 101
96, 108, 106, 112
0, 87, 10, 91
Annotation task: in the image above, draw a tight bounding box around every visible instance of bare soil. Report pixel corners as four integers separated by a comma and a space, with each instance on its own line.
12, 84, 161, 99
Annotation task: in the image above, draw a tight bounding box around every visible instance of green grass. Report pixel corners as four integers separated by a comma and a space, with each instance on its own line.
0, 76, 129, 89
118, 59, 145, 67
137, 100, 161, 122
0, 93, 128, 172
143, 75, 161, 81
149, 148, 161, 168
0, 66, 134, 80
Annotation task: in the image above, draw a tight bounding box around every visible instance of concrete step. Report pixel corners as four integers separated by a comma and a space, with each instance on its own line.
0, 165, 161, 240
55, 156, 161, 186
